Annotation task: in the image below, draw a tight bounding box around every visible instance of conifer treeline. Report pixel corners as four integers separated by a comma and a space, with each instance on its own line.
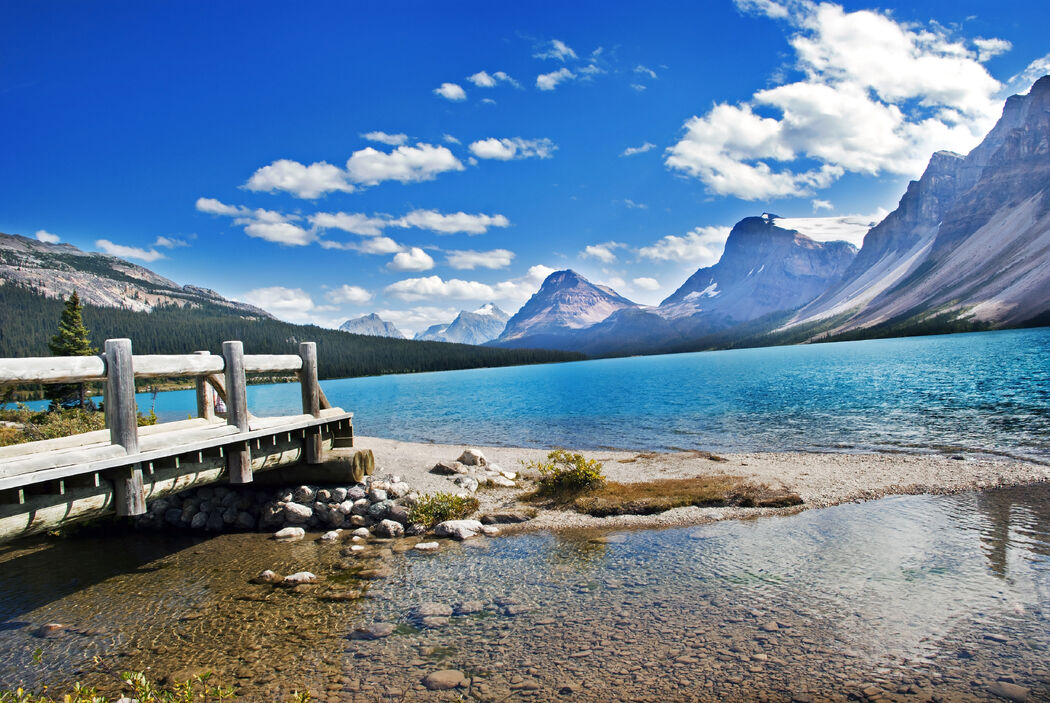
0, 284, 584, 379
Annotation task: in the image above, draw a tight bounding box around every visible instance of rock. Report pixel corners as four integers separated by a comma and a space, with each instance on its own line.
421, 616, 449, 628
34, 623, 65, 638
367, 488, 388, 503
373, 519, 404, 538
484, 475, 516, 488
387, 481, 411, 499
350, 498, 371, 516
352, 527, 371, 538
282, 571, 317, 585
405, 522, 427, 536
479, 525, 500, 537
320, 529, 343, 542
481, 513, 532, 525
417, 602, 454, 617
235, 512, 256, 530
760, 621, 779, 632
387, 504, 410, 525
347, 485, 367, 501
350, 622, 396, 640
315, 489, 332, 502
504, 604, 531, 616
434, 520, 484, 541
330, 487, 348, 503
283, 502, 313, 523
189, 511, 208, 530
292, 486, 316, 503
414, 542, 440, 552
453, 476, 479, 493
350, 515, 372, 527
455, 600, 485, 614
251, 569, 283, 584
431, 460, 468, 475
205, 512, 225, 531
458, 448, 487, 466
336, 500, 354, 515
164, 508, 183, 525
273, 527, 306, 541
422, 670, 466, 691
987, 682, 1030, 703
499, 471, 516, 480
368, 499, 394, 520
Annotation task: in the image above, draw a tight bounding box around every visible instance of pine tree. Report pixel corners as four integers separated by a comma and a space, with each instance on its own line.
47, 291, 98, 409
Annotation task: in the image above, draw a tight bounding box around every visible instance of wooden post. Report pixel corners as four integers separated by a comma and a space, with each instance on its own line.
104, 338, 146, 516
222, 341, 252, 483
194, 351, 215, 420
299, 342, 322, 464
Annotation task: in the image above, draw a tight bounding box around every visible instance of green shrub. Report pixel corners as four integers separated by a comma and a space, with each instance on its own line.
408, 492, 480, 529
0, 406, 157, 447
531, 450, 606, 494
0, 671, 309, 702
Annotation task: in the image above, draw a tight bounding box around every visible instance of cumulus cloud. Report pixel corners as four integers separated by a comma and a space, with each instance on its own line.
195, 197, 247, 216
774, 211, 886, 247
386, 275, 495, 302
244, 159, 355, 199
468, 137, 557, 160
443, 133, 461, 144
362, 131, 409, 146
812, 199, 833, 212
197, 197, 314, 246
308, 211, 388, 236
973, 38, 1012, 63
623, 199, 647, 209
467, 70, 519, 88
153, 235, 190, 248
1007, 54, 1050, 95
536, 67, 575, 91
434, 82, 467, 101
634, 65, 658, 79
446, 249, 515, 270
243, 143, 464, 199
326, 284, 372, 304
375, 306, 461, 336
243, 221, 314, 246
621, 142, 656, 157
320, 236, 403, 255
238, 286, 338, 326
95, 239, 165, 262
534, 39, 577, 61
667, 1, 1008, 200
35, 230, 60, 244
637, 226, 732, 267
395, 209, 510, 235
581, 241, 626, 264
631, 84, 647, 92
388, 247, 436, 272
633, 277, 661, 291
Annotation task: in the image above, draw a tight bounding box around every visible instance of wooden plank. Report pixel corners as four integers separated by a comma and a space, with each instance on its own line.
104, 339, 139, 455
243, 354, 302, 373
107, 463, 145, 516
318, 385, 332, 410
0, 444, 127, 478
194, 351, 216, 420
222, 341, 252, 483
137, 425, 241, 452
0, 355, 106, 385
132, 353, 223, 378
0, 417, 216, 462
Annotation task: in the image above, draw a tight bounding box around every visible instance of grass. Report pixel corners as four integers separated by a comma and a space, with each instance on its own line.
0, 406, 157, 447
407, 492, 480, 529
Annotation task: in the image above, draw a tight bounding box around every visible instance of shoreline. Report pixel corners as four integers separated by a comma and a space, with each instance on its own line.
353, 434, 1050, 533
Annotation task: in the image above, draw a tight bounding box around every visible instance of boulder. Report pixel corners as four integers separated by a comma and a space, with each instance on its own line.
347, 485, 367, 501
453, 476, 479, 493
430, 460, 468, 475
283, 502, 313, 524
282, 571, 317, 585
273, 527, 306, 541
481, 513, 532, 525
320, 529, 343, 542
367, 488, 388, 503
330, 487, 348, 503
352, 527, 371, 538
373, 519, 405, 538
350, 622, 396, 640
422, 670, 466, 691
387, 482, 411, 499
292, 486, 316, 503
368, 499, 394, 520
251, 570, 283, 584
350, 498, 371, 516
458, 448, 487, 466
387, 504, 410, 525
434, 520, 484, 541
189, 512, 207, 530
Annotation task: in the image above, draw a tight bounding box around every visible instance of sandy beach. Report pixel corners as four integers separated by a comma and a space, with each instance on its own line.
353, 435, 1050, 532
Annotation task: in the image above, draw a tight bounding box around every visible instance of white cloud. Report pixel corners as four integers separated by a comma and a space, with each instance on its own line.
534, 39, 577, 61
375, 306, 461, 336
244, 159, 355, 199
345, 143, 464, 186
581, 241, 626, 264
536, 67, 574, 91
320, 236, 403, 255
634, 65, 658, 79
468, 71, 518, 89
309, 211, 389, 236
195, 197, 247, 216
468, 137, 556, 160
638, 226, 732, 267
443, 133, 461, 144
490, 264, 557, 305
973, 38, 1011, 63
446, 249, 515, 270
35, 229, 60, 244
812, 199, 833, 212
238, 286, 339, 326
630, 84, 647, 92
326, 284, 372, 304
95, 239, 166, 262
434, 82, 467, 101
154, 235, 190, 248
774, 211, 886, 247
362, 131, 409, 146
243, 221, 315, 246
633, 277, 661, 291
621, 142, 656, 157
388, 247, 435, 272
386, 275, 495, 302
396, 209, 510, 235
623, 199, 647, 209
667, 2, 1007, 200
1007, 54, 1050, 95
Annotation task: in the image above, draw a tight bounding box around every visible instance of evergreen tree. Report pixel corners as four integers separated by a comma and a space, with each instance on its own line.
47, 291, 98, 409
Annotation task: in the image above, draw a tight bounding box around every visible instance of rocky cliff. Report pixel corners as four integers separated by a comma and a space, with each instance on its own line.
415, 303, 510, 345
338, 313, 405, 339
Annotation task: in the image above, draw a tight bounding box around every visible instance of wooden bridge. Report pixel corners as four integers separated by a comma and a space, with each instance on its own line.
0, 339, 353, 541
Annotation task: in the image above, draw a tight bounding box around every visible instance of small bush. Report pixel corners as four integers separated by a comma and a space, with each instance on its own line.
408, 492, 480, 529
531, 450, 606, 494
0, 406, 157, 447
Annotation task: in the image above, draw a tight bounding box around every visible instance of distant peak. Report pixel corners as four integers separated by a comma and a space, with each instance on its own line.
1030, 74, 1050, 95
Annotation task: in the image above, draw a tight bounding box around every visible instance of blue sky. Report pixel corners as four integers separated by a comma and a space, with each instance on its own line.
3, 0, 1049, 334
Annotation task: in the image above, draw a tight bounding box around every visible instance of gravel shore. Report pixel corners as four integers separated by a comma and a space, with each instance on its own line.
354, 435, 1050, 531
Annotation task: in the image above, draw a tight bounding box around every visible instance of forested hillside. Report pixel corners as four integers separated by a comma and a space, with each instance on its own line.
0, 284, 583, 379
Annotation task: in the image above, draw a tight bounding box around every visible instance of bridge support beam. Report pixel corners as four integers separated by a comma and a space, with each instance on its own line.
222, 341, 253, 484
104, 339, 146, 516
299, 342, 322, 465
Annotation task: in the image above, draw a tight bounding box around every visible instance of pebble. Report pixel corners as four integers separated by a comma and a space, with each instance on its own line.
414, 542, 440, 552
273, 527, 305, 541
422, 669, 466, 691
319, 530, 342, 542
349, 623, 396, 640
282, 572, 317, 585
987, 681, 1030, 702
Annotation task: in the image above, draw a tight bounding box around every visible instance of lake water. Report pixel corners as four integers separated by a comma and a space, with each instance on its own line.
39, 327, 1049, 460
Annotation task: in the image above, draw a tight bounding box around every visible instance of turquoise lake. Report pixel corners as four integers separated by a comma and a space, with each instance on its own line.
63, 327, 1050, 460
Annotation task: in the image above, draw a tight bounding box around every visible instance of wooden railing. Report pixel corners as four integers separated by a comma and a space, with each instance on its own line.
0, 339, 334, 514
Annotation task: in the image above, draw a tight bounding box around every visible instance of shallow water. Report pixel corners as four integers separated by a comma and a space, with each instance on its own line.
1, 485, 1048, 701
27, 328, 1050, 460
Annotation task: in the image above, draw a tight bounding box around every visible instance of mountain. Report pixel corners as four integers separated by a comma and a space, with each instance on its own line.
338, 313, 405, 339
494, 270, 639, 349
659, 215, 858, 337
0, 232, 270, 317
414, 303, 510, 345
785, 75, 1050, 337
